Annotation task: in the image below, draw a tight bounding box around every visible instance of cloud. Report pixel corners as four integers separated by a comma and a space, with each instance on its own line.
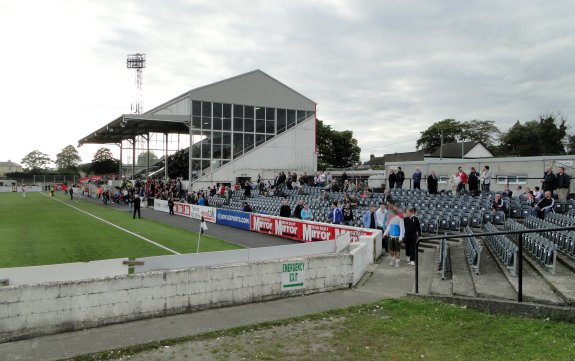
1, 0, 574, 167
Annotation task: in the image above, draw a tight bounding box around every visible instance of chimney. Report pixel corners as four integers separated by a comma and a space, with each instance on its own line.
370, 154, 375, 160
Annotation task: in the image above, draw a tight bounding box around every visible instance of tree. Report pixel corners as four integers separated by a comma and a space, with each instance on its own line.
498, 113, 567, 156
21, 150, 51, 171
316, 119, 361, 170
416, 119, 464, 154
416, 119, 500, 154
55, 145, 82, 172
92, 148, 115, 162
91, 147, 119, 175
137, 151, 159, 166
566, 135, 575, 155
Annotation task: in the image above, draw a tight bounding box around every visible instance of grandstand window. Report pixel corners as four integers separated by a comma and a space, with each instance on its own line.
223, 104, 232, 131
277, 109, 286, 134
191, 142, 201, 158
244, 106, 254, 132
233, 132, 243, 158
202, 160, 210, 171
202, 102, 212, 117
496, 175, 527, 184
244, 133, 254, 152
296, 110, 307, 123
256, 118, 265, 133
192, 116, 201, 129
256, 106, 265, 120
223, 144, 231, 159
266, 134, 275, 142
213, 103, 222, 130
213, 131, 222, 159
201, 131, 211, 158
266, 120, 275, 134
192, 101, 201, 117
233, 105, 243, 132
287, 109, 296, 128
266, 107, 275, 120
306, 110, 315, 120
256, 134, 265, 147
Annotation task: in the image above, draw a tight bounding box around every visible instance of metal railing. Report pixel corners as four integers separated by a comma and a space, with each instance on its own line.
414, 225, 575, 303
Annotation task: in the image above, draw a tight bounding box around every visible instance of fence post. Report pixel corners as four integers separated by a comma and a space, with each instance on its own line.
518, 231, 523, 303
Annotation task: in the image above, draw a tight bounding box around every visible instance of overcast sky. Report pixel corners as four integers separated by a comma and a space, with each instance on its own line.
1, 0, 574, 167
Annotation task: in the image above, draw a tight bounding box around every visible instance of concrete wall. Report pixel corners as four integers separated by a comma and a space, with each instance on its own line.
192, 118, 317, 190
386, 155, 575, 193
0, 253, 354, 343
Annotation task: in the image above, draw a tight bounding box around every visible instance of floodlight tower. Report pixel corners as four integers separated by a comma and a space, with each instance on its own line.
126, 53, 146, 114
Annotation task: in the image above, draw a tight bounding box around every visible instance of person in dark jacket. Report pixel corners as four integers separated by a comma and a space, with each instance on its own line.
468, 167, 480, 194
243, 180, 251, 198
427, 171, 438, 194
168, 197, 174, 215
403, 207, 421, 265
279, 200, 291, 218
293, 200, 304, 219
541, 167, 557, 194
133, 195, 141, 219
412, 168, 422, 190
388, 170, 396, 189
531, 191, 555, 219
396, 167, 405, 189
556, 166, 571, 201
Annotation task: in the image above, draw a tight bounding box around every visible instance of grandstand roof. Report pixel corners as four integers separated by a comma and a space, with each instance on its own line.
78, 69, 316, 146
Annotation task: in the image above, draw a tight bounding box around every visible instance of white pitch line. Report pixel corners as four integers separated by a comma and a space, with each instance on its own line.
41, 193, 180, 255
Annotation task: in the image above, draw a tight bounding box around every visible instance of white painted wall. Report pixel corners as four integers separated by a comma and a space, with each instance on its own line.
465, 143, 493, 158
0, 253, 359, 343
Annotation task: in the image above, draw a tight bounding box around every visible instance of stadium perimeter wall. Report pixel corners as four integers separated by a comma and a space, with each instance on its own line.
0, 250, 363, 343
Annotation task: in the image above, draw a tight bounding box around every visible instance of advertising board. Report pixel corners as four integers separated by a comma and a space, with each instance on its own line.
216, 209, 251, 230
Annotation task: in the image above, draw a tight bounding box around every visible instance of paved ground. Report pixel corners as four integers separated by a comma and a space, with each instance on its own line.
0, 256, 418, 361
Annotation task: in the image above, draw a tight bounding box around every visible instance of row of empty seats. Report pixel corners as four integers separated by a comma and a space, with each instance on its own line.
505, 219, 557, 275
463, 226, 482, 274
483, 223, 518, 276
522, 216, 575, 259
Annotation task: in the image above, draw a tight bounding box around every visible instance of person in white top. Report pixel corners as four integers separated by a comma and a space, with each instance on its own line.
481, 165, 492, 192
383, 209, 405, 267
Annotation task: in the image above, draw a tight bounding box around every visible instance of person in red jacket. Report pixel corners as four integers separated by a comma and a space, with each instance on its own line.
457, 167, 468, 195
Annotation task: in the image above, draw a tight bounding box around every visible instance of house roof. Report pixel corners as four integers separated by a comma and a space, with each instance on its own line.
0, 161, 22, 167
429, 142, 489, 158
364, 150, 425, 166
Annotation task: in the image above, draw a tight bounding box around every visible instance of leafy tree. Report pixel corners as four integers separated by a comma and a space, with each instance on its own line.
498, 113, 567, 156
137, 151, 159, 166
91, 147, 119, 175
316, 119, 361, 170
55, 145, 81, 172
21, 150, 51, 171
566, 135, 575, 155
92, 148, 115, 162
416, 119, 500, 154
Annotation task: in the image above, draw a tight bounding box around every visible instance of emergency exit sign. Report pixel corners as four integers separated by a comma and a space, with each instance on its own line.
281, 261, 305, 290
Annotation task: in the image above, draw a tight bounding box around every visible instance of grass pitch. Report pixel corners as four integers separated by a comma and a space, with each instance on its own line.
0, 192, 242, 268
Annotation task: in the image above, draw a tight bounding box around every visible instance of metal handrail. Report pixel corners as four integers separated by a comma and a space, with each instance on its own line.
415, 225, 575, 302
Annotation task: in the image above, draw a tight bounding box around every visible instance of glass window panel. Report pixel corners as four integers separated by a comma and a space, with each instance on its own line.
202, 116, 211, 130
192, 116, 201, 129
266, 107, 275, 120
213, 116, 222, 130
202, 102, 212, 117
287, 109, 296, 128
213, 131, 222, 145
192, 101, 201, 117
256, 119, 265, 133
233, 133, 243, 158
266, 120, 275, 134
233, 104, 243, 132
213, 144, 222, 159
244, 133, 254, 152
266, 134, 275, 142
306, 110, 315, 120
202, 160, 210, 171
192, 160, 201, 173
201, 132, 211, 158
213, 103, 222, 118
244, 106, 254, 119
256, 106, 265, 120
222, 117, 231, 131
297, 110, 307, 123
256, 134, 265, 147
222, 132, 231, 145
277, 109, 286, 134
244, 117, 254, 133
223, 103, 232, 118
191, 143, 201, 158
222, 144, 231, 159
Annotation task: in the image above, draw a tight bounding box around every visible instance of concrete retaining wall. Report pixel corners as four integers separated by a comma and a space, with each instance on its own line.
0, 253, 354, 343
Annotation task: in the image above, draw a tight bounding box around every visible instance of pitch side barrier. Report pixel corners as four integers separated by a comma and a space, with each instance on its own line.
153, 200, 383, 261
0, 185, 42, 192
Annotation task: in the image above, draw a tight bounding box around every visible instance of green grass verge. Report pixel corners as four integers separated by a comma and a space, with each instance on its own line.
0, 192, 242, 268
62, 298, 575, 361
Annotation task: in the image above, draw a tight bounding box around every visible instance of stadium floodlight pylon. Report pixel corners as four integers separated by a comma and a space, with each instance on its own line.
126, 53, 146, 114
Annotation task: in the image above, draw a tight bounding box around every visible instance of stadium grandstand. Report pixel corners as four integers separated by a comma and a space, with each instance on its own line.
78, 70, 317, 191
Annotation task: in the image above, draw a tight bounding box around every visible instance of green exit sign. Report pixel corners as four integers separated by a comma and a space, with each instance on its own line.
281, 261, 305, 290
